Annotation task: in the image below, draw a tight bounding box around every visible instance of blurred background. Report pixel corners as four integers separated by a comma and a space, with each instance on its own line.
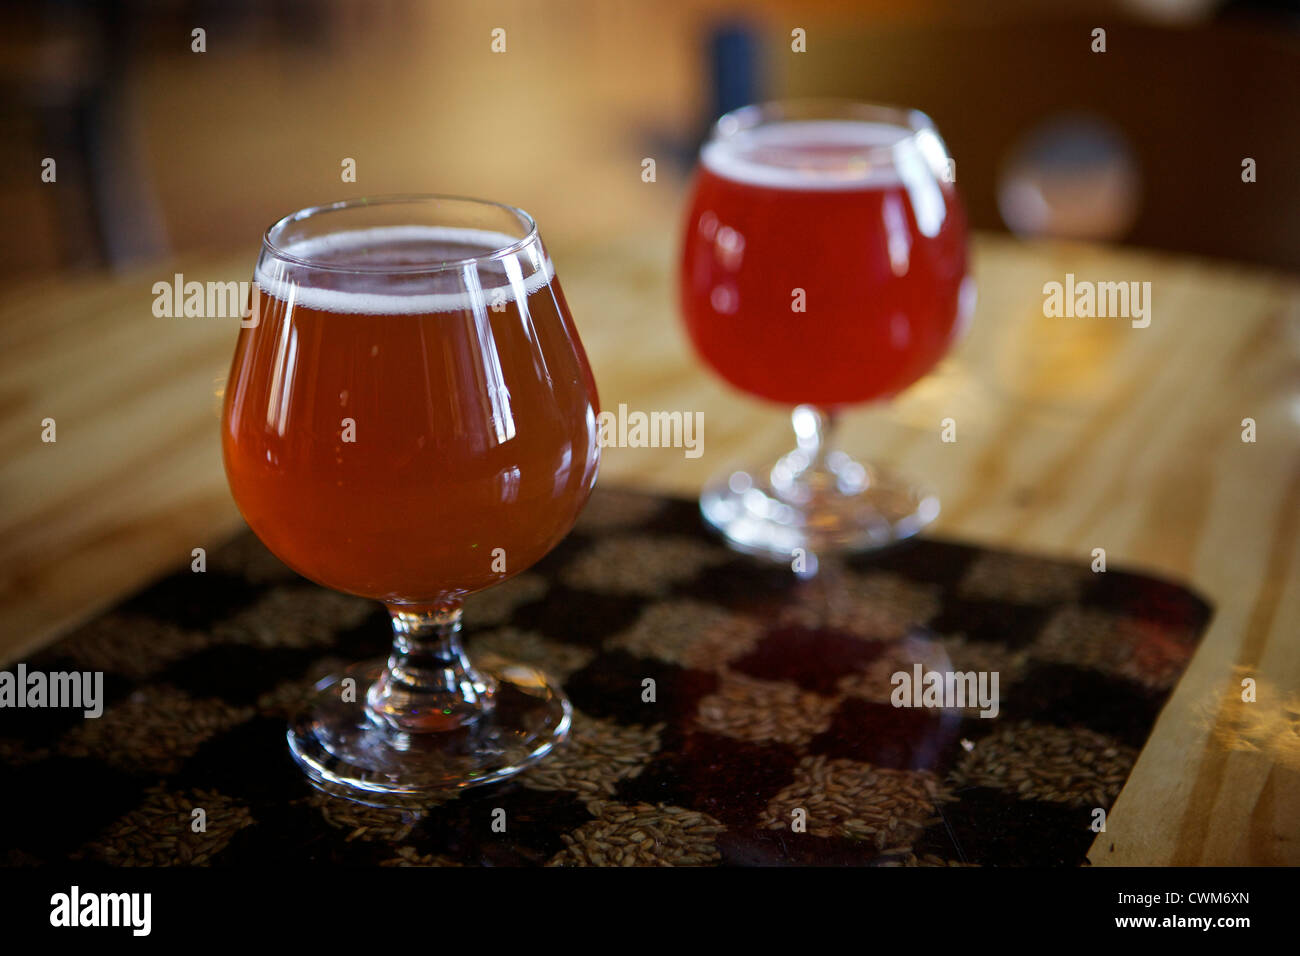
1, 0, 1297, 282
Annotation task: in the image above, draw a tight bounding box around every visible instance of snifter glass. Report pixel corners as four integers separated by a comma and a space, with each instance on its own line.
222, 195, 600, 806
679, 101, 973, 560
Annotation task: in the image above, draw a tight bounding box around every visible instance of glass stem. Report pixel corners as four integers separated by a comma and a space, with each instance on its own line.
772, 404, 845, 502
795, 404, 838, 473
365, 600, 495, 734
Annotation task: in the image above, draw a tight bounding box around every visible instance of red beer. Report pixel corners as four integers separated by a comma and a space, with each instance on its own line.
681, 117, 970, 407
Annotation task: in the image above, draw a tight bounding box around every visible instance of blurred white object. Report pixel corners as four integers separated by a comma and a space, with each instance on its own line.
998, 115, 1141, 242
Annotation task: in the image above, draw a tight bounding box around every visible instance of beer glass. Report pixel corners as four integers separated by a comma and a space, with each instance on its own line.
680, 101, 973, 559
222, 196, 600, 805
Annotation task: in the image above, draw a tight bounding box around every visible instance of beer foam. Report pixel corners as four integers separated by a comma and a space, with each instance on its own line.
254, 225, 554, 314
701, 120, 914, 190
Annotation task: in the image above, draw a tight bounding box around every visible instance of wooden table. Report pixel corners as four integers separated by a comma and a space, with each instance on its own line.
1, 229, 1297, 866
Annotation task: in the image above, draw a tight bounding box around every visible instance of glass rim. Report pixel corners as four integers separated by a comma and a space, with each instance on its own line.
260, 193, 541, 276
707, 98, 939, 156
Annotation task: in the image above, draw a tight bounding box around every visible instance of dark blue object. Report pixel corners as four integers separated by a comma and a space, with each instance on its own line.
709, 21, 763, 124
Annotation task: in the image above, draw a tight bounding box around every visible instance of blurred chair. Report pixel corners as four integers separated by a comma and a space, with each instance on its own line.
1, 1, 168, 273
0, 0, 338, 278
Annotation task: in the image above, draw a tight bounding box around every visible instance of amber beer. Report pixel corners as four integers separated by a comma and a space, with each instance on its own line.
222, 226, 600, 605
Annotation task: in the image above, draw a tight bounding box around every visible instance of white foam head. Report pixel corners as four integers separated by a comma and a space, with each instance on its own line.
701, 120, 916, 190
255, 225, 554, 314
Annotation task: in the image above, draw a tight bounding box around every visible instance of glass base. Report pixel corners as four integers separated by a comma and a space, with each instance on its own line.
700, 457, 939, 563
288, 655, 571, 809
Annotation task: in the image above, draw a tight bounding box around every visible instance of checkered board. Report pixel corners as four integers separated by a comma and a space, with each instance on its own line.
0, 488, 1210, 866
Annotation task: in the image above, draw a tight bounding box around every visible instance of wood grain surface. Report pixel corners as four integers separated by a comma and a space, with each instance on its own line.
1, 228, 1297, 866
